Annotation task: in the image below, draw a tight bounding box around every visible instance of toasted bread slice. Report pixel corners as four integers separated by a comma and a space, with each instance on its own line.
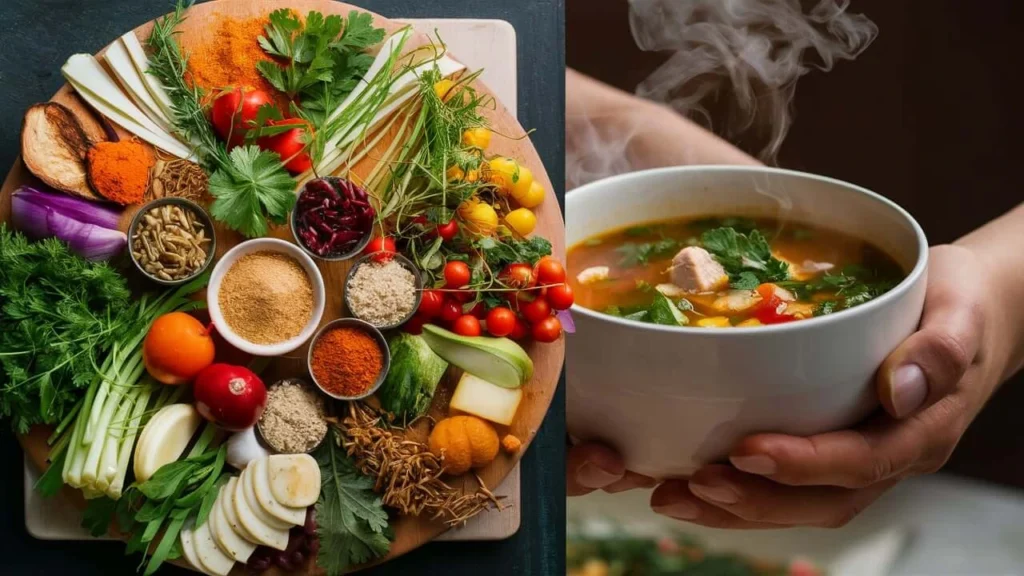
65, 92, 110, 145
21, 102, 102, 200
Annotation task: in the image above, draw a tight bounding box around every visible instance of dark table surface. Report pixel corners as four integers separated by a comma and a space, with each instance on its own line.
0, 1, 565, 574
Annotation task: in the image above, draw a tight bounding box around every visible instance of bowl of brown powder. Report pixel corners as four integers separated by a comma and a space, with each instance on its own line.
207, 238, 326, 356
343, 253, 422, 330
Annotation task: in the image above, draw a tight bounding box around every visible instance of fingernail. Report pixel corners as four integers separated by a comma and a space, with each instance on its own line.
891, 363, 928, 418
730, 455, 777, 476
689, 481, 740, 504
653, 500, 699, 520
576, 462, 622, 489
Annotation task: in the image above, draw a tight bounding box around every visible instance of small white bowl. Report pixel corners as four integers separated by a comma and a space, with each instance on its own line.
207, 238, 326, 357
566, 166, 929, 479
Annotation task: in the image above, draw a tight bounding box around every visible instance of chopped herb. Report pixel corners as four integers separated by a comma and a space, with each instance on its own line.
815, 300, 837, 316
700, 227, 789, 287
676, 298, 694, 312
616, 238, 681, 266
647, 293, 688, 326
780, 264, 897, 314
476, 236, 552, 269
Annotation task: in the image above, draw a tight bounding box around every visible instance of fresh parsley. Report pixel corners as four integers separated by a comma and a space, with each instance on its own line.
257, 9, 385, 127
616, 238, 681, 266
780, 264, 898, 315
207, 146, 297, 237
700, 227, 790, 288
477, 236, 553, 269
315, 428, 392, 575
0, 227, 135, 433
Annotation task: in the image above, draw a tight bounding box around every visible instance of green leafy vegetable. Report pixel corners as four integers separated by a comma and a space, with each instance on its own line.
616, 238, 680, 266
0, 226, 134, 433
315, 428, 392, 575
377, 333, 448, 421
647, 293, 689, 326
780, 264, 897, 315
256, 9, 385, 127
477, 236, 553, 269
700, 227, 789, 287
207, 146, 297, 237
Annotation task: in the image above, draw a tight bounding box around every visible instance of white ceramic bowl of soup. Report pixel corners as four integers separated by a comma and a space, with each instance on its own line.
566, 166, 928, 479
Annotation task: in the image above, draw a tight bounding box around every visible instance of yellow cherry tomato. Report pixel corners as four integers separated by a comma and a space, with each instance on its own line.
462, 127, 492, 150
446, 165, 465, 181
487, 157, 533, 199
505, 208, 537, 236
433, 79, 455, 101
465, 169, 480, 183
457, 197, 498, 236
514, 180, 546, 208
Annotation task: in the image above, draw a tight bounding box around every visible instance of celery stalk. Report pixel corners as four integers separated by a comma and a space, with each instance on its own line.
96, 385, 140, 490
108, 383, 154, 499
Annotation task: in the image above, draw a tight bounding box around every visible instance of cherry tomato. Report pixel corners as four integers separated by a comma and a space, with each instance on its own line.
485, 307, 517, 337
257, 118, 312, 174
509, 317, 530, 340
753, 283, 794, 324
521, 297, 551, 324
499, 263, 535, 290
452, 314, 482, 337
440, 299, 463, 323
403, 314, 429, 335
531, 316, 562, 343
468, 301, 487, 319
534, 256, 566, 285
444, 261, 471, 288
545, 284, 575, 310
363, 236, 396, 262
418, 290, 445, 318
210, 88, 275, 148
436, 219, 459, 241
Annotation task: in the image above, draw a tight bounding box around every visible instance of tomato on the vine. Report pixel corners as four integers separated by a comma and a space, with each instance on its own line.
418, 290, 445, 318
452, 314, 482, 337
485, 307, 517, 337
535, 256, 566, 285
363, 236, 396, 262
468, 301, 487, 319
521, 298, 551, 324
499, 263, 536, 290
531, 316, 562, 343
444, 261, 471, 288
509, 317, 530, 340
210, 88, 275, 148
257, 118, 313, 173
545, 284, 575, 310
440, 300, 463, 323
436, 219, 459, 241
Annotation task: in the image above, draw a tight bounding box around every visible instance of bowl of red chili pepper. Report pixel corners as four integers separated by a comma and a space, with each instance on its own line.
306, 318, 391, 401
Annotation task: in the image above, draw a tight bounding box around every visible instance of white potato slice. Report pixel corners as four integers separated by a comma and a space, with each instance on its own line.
233, 466, 289, 550
267, 454, 322, 508
192, 519, 234, 576
179, 521, 212, 575
221, 477, 258, 544
252, 457, 307, 525
242, 463, 292, 530
210, 484, 256, 562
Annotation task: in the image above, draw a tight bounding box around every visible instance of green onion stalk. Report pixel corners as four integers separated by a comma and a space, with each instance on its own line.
50, 273, 208, 499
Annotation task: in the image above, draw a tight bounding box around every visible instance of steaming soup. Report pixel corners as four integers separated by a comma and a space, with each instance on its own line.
568, 216, 905, 327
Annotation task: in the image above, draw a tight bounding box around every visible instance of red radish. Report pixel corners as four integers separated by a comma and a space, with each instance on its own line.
193, 364, 267, 431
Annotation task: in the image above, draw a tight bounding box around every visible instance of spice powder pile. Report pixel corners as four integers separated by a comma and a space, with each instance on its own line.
219, 251, 313, 344
186, 15, 279, 97
311, 327, 383, 397
346, 260, 417, 327
86, 140, 155, 205
259, 379, 327, 453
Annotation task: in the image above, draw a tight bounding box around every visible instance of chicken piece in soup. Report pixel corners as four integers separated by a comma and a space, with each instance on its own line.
567, 216, 905, 327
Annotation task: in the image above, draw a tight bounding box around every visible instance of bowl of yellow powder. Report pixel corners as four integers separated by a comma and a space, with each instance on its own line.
207, 238, 326, 356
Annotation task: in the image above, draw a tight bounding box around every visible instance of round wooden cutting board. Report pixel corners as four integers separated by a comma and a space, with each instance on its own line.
1, 0, 564, 572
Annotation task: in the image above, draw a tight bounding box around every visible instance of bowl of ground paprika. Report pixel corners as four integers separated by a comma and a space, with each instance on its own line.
307, 318, 390, 400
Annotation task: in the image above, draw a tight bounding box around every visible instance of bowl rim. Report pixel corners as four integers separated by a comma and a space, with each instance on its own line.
306, 317, 391, 401
127, 197, 217, 286
207, 237, 326, 356
343, 252, 424, 330
566, 165, 929, 336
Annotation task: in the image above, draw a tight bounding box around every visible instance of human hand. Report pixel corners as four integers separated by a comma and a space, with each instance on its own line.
651, 244, 1011, 528
567, 441, 656, 496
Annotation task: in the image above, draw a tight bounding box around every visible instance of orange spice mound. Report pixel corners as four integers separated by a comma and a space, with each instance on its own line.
186, 14, 279, 95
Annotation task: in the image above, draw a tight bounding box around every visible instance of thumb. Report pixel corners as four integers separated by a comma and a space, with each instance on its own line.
877, 286, 983, 419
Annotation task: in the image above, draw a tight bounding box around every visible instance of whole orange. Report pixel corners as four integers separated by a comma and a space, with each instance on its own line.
143, 312, 216, 385
428, 415, 499, 475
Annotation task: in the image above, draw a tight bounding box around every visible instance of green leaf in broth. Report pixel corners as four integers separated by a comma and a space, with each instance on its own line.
815, 301, 837, 316
624, 311, 648, 322
616, 238, 680, 266
647, 293, 688, 326
676, 298, 694, 313
729, 271, 761, 291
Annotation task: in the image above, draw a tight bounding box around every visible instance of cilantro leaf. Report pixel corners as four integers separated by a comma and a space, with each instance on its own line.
700, 227, 789, 287
208, 146, 297, 238
476, 236, 553, 269
616, 238, 680, 266
315, 428, 392, 575
647, 293, 689, 326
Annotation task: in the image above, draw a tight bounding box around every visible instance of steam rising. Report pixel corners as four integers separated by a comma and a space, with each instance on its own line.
567, 0, 877, 188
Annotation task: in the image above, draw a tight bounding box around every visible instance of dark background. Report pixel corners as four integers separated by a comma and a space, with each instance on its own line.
568, 0, 1024, 488
0, 0, 564, 574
